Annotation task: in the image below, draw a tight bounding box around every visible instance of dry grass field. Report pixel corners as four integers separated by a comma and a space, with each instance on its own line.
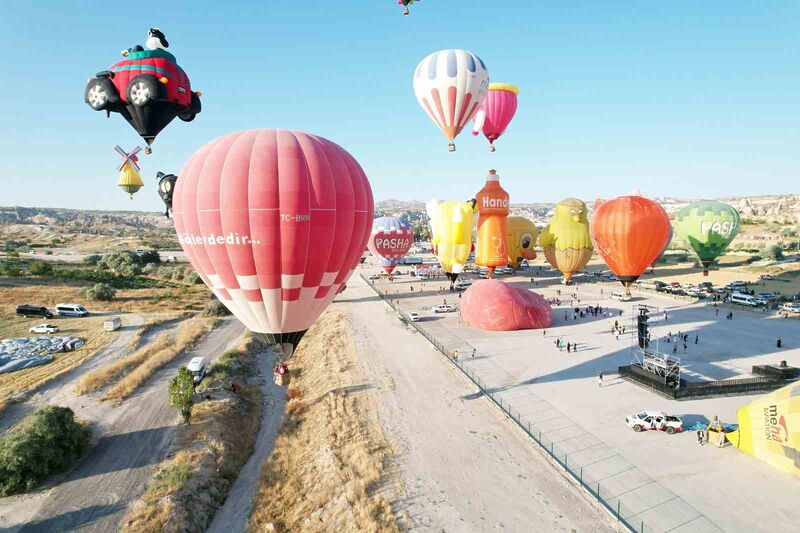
123, 337, 264, 533
0, 314, 117, 414
248, 309, 399, 533
75, 316, 217, 401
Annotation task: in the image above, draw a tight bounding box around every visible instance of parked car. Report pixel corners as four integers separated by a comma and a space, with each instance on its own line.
610, 291, 631, 302
187, 356, 207, 384
781, 303, 800, 313
455, 280, 473, 292
56, 303, 89, 317
29, 323, 60, 334
368, 274, 382, 280
684, 289, 705, 299
625, 411, 683, 434
408, 312, 421, 322
759, 274, 774, 280
16, 304, 54, 319
757, 292, 778, 302
726, 280, 747, 289
434, 304, 456, 313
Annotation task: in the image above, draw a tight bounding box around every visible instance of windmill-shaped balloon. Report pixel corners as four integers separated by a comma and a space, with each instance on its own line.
115, 145, 144, 199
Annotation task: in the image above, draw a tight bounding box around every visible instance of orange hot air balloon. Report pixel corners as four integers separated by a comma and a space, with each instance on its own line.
475, 169, 509, 276
590, 196, 671, 287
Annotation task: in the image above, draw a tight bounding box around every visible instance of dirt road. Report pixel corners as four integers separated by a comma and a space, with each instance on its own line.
338, 276, 615, 532
206, 348, 286, 533
0, 318, 245, 532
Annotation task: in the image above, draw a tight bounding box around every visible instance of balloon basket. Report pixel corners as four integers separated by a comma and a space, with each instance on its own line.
448, 143, 456, 152
274, 371, 290, 387
489, 145, 496, 152
144, 146, 152, 155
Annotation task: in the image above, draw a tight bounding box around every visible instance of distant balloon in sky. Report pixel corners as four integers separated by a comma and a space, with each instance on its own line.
398, 0, 420, 16
673, 201, 740, 276
413, 49, 490, 151
367, 216, 414, 276
472, 83, 519, 152
591, 196, 671, 287
172, 129, 373, 362
114, 145, 144, 199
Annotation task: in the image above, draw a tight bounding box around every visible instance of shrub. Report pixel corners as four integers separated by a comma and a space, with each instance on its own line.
764, 245, 785, 261
186, 271, 203, 285
83, 254, 102, 266
203, 300, 231, 317
29, 261, 53, 276
169, 368, 195, 423
673, 253, 689, 262
0, 406, 91, 496
84, 283, 117, 301
99, 251, 143, 276
0, 259, 22, 277
139, 249, 161, 265
44, 250, 53, 255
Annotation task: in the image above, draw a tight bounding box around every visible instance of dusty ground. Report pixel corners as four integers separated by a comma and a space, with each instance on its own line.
0, 319, 245, 532
248, 310, 400, 533
338, 275, 616, 532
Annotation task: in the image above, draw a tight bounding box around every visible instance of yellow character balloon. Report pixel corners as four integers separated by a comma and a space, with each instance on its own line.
539, 198, 593, 284
507, 216, 538, 268
427, 199, 476, 287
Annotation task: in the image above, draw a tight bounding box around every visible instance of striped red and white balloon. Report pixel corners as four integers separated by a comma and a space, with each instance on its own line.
413, 49, 490, 150
172, 129, 374, 358
367, 216, 414, 275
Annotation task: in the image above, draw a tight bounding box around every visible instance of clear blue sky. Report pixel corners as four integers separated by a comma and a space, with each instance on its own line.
1, 1, 798, 211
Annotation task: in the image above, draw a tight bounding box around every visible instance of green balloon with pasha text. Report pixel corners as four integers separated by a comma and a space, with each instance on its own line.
673, 201, 740, 275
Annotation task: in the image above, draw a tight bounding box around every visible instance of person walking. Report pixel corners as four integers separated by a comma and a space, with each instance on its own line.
542, 329, 546, 337
672, 343, 678, 355
695, 334, 699, 345
683, 342, 687, 353
697, 430, 704, 446
715, 307, 719, 317
777, 337, 783, 348
598, 371, 604, 387
567, 342, 571, 353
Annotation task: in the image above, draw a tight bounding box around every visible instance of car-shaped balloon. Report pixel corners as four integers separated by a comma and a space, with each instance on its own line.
84, 49, 201, 127
625, 411, 683, 434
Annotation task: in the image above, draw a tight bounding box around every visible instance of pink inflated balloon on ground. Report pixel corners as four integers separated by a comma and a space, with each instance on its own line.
461, 280, 552, 331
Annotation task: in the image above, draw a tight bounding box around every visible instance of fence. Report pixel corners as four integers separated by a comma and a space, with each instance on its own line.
619, 364, 794, 399
361, 274, 652, 532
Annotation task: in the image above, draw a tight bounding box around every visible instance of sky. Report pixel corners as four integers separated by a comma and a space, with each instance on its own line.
0, 1, 798, 212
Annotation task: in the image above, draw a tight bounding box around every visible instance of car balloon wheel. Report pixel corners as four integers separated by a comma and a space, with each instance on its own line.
87, 84, 108, 110
129, 81, 151, 106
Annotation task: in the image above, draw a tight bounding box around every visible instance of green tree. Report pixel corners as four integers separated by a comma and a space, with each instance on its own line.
29, 261, 53, 276
764, 245, 785, 261
203, 299, 231, 317
83, 254, 102, 266
169, 368, 195, 423
0, 406, 91, 496
84, 283, 116, 301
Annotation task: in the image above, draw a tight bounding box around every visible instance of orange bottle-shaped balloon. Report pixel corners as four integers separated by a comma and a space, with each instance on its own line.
475, 169, 510, 276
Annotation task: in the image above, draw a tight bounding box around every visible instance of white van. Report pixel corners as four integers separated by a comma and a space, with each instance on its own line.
187, 357, 207, 384
730, 292, 760, 307
103, 317, 122, 331
610, 291, 631, 302
56, 303, 89, 317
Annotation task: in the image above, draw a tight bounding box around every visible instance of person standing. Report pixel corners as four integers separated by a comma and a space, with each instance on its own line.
567, 342, 571, 353
598, 371, 604, 387
673, 343, 678, 355
777, 337, 783, 348
695, 334, 699, 345
542, 329, 547, 337
697, 430, 704, 446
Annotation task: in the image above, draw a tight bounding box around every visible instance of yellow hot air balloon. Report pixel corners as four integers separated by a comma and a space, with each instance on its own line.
114, 145, 144, 199
506, 216, 538, 268
539, 198, 593, 284
726, 381, 800, 476
427, 199, 476, 286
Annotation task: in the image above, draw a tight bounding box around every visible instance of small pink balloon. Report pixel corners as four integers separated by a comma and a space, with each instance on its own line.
461, 279, 552, 331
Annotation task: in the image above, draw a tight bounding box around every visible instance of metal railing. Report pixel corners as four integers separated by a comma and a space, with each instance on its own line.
361, 274, 652, 532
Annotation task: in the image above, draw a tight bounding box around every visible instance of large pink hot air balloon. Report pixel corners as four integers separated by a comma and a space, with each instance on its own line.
173, 129, 373, 364
472, 83, 519, 152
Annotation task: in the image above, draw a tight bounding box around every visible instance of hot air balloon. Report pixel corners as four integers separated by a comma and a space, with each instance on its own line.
367, 217, 414, 277
540, 199, 593, 284
472, 83, 518, 152
172, 129, 373, 380
413, 49, 490, 151
591, 196, 671, 287
507, 216, 538, 269
475, 169, 509, 276
427, 199, 476, 287
650, 225, 673, 272
114, 145, 144, 199
156, 171, 178, 218
84, 29, 201, 153
398, 0, 420, 16
673, 201, 740, 276
727, 381, 800, 476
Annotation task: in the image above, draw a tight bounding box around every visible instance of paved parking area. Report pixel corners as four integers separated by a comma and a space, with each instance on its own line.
367, 263, 800, 533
